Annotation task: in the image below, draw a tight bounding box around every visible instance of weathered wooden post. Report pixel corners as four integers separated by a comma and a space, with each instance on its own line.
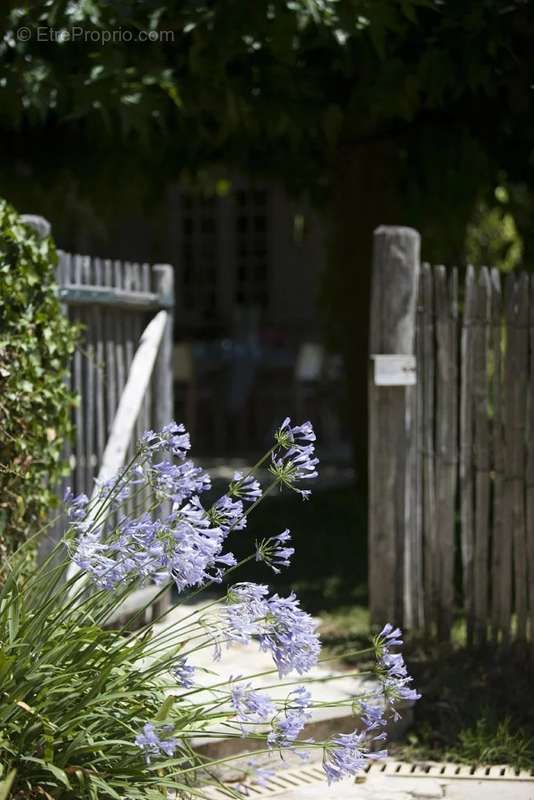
153, 263, 175, 615
369, 226, 420, 628
153, 264, 175, 432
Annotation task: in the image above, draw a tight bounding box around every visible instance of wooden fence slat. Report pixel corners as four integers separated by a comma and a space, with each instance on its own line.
502, 275, 522, 642
434, 265, 458, 638
421, 263, 437, 633
103, 259, 117, 435
505, 272, 529, 641
124, 262, 136, 374
527, 274, 534, 650
73, 254, 85, 495
412, 269, 425, 629
473, 267, 491, 645
404, 258, 422, 629
490, 268, 504, 642
140, 263, 152, 440
93, 258, 106, 464
460, 265, 477, 644
114, 259, 126, 415
516, 273, 529, 641
83, 255, 96, 494
122, 262, 136, 517
130, 263, 145, 458
58, 250, 70, 286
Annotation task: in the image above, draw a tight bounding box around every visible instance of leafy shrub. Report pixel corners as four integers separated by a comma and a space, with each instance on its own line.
0, 200, 77, 560
0, 419, 418, 799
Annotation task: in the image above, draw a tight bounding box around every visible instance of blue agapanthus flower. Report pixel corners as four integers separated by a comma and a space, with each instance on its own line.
267, 687, 312, 748
171, 656, 196, 688
375, 624, 421, 718
64, 489, 89, 521
231, 683, 274, 729
224, 583, 320, 676
274, 418, 316, 449
70, 418, 319, 593
141, 421, 191, 458
148, 458, 211, 504
322, 730, 387, 784
209, 494, 246, 534
255, 528, 294, 574
229, 472, 262, 504
135, 723, 177, 763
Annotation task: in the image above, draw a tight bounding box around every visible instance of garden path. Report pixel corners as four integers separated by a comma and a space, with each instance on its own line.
220, 759, 534, 800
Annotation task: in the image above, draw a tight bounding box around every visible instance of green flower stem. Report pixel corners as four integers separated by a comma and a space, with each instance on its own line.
178, 648, 374, 700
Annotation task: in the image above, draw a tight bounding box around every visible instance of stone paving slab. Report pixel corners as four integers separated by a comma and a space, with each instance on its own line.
271, 772, 534, 800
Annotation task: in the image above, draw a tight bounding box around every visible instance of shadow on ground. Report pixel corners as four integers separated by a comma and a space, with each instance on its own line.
221, 483, 368, 613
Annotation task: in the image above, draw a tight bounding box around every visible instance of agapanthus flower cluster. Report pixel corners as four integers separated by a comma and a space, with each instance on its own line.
268, 709, 310, 748
64, 418, 420, 789
266, 686, 313, 749
255, 529, 294, 573
68, 420, 317, 593
209, 494, 247, 534
224, 583, 320, 677
135, 723, 178, 763
148, 458, 211, 505
375, 624, 421, 718
274, 418, 316, 450
171, 656, 196, 689
64, 489, 89, 521
229, 472, 262, 504
231, 683, 275, 733
322, 730, 387, 784
141, 421, 191, 458
270, 418, 319, 499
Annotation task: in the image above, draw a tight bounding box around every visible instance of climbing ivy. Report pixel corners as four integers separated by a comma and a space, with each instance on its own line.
0, 200, 77, 559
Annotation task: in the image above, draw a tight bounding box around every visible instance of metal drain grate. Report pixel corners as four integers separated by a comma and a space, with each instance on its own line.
207, 765, 326, 799
367, 760, 534, 782
208, 760, 534, 798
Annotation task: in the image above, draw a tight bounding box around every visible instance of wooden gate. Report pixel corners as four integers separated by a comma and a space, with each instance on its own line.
43, 249, 174, 560
369, 226, 534, 646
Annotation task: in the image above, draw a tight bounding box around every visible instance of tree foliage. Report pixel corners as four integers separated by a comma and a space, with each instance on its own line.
2, 1, 532, 196
0, 200, 77, 559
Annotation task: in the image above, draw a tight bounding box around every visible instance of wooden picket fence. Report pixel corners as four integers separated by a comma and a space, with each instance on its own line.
369, 226, 534, 646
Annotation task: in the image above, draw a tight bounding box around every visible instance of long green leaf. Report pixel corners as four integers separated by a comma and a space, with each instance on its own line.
0, 770, 16, 800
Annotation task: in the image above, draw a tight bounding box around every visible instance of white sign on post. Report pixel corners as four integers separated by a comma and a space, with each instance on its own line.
372, 354, 417, 386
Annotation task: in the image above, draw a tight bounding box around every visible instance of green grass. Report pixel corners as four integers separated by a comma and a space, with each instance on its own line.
451, 718, 534, 769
